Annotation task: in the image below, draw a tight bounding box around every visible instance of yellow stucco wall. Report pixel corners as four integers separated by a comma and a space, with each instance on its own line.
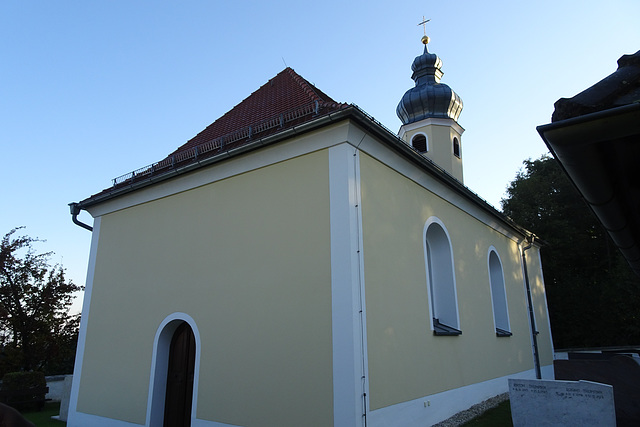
359, 152, 551, 410
77, 150, 334, 426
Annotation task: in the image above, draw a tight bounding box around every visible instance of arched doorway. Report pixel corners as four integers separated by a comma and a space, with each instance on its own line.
163, 322, 196, 427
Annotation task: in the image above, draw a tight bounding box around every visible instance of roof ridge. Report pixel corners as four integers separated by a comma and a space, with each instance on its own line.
285, 67, 325, 103
160, 67, 347, 160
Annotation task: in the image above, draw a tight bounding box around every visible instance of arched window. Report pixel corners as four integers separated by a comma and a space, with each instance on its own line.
424, 219, 461, 335
453, 137, 461, 158
411, 133, 428, 153
488, 249, 511, 337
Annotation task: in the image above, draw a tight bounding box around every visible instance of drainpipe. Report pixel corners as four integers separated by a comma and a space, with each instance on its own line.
522, 236, 542, 379
69, 202, 93, 232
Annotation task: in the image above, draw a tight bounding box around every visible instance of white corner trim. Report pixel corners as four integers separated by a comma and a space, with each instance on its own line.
67, 216, 101, 427
329, 144, 368, 427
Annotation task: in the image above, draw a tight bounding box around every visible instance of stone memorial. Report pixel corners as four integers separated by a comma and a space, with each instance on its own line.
508, 378, 615, 427
52, 375, 73, 422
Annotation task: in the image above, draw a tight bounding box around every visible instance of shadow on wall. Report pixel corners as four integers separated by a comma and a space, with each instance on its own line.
554, 353, 640, 427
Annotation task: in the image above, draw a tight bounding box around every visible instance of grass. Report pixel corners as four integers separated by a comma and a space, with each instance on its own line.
21, 401, 65, 426
462, 400, 513, 426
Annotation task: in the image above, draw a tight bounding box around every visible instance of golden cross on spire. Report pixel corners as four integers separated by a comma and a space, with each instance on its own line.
418, 16, 430, 37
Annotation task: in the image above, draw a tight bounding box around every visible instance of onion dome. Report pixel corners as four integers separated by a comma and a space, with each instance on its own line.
396, 38, 463, 124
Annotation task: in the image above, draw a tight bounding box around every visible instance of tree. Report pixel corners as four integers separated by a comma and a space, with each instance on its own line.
0, 228, 83, 376
502, 156, 640, 349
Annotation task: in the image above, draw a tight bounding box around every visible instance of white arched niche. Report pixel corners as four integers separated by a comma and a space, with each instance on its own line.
488, 248, 512, 336
423, 217, 461, 336
146, 312, 202, 427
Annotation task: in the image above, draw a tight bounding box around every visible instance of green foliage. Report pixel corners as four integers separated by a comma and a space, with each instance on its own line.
0, 228, 83, 377
1, 371, 47, 412
502, 156, 640, 348
1, 371, 46, 390
22, 401, 65, 425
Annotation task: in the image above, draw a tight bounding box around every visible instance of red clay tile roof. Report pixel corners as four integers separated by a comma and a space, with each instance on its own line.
167, 67, 346, 157
99, 68, 348, 191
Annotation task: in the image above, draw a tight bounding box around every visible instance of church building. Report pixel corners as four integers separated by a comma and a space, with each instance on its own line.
69, 35, 554, 427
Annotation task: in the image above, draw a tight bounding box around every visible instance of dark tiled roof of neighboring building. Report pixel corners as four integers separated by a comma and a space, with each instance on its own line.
552, 50, 640, 122
539, 50, 640, 276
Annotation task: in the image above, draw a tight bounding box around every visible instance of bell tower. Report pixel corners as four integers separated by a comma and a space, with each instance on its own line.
397, 33, 465, 182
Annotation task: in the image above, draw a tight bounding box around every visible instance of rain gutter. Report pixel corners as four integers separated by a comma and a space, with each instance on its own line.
70, 105, 535, 241
537, 102, 640, 275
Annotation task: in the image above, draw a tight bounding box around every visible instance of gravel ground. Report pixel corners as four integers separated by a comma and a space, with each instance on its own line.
431, 393, 510, 427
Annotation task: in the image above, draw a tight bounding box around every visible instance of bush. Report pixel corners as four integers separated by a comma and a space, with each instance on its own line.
0, 371, 47, 411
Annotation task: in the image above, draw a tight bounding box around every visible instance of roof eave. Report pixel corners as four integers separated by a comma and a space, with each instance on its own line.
76, 105, 536, 242
537, 102, 640, 275
346, 106, 537, 242
76, 108, 354, 209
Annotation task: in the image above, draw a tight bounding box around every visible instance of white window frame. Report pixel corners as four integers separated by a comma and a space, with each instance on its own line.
453, 137, 461, 158
423, 217, 461, 335
411, 132, 428, 153
488, 247, 512, 336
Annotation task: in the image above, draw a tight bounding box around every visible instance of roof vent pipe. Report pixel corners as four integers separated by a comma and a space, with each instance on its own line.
69, 202, 93, 232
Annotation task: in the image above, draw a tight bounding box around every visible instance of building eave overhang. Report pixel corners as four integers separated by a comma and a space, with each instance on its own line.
537, 102, 640, 275
75, 108, 352, 209
346, 107, 533, 240
76, 105, 536, 242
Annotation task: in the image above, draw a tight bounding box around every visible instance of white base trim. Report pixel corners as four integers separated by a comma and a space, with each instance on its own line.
368, 365, 554, 427
70, 412, 240, 427
191, 419, 242, 427
69, 412, 143, 427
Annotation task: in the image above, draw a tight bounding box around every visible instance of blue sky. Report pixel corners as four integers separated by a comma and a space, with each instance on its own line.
1, 1, 638, 312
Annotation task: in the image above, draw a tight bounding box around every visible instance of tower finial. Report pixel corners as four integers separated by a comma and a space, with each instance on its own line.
418, 16, 430, 45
